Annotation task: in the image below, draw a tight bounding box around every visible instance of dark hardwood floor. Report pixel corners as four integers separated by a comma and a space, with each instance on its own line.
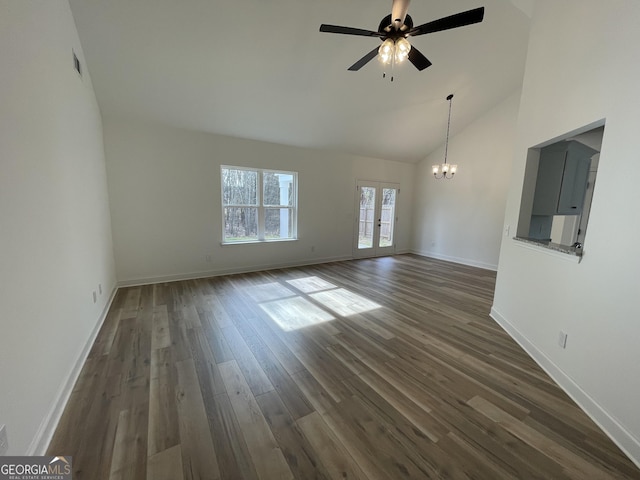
48, 254, 640, 479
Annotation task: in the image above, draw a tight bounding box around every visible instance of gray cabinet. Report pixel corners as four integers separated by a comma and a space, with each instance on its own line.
532, 141, 597, 216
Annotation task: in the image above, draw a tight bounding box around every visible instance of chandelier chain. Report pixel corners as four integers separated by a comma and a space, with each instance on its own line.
444, 94, 453, 165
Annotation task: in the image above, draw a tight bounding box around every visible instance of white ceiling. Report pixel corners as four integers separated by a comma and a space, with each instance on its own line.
69, 0, 531, 163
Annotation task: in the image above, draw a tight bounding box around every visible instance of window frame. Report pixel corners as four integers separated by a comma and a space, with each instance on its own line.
221, 165, 298, 244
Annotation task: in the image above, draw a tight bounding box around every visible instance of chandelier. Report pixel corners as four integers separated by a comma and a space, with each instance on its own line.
432, 94, 458, 179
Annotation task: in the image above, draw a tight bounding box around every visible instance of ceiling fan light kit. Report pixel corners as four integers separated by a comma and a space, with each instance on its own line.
377, 37, 412, 81
433, 94, 457, 180
319, 0, 485, 80
378, 37, 411, 65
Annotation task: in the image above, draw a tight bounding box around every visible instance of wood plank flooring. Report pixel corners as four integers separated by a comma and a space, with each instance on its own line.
48, 254, 640, 479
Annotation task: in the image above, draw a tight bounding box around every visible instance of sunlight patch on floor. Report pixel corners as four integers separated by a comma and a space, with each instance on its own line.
259, 296, 335, 332
251, 277, 381, 331
286, 276, 337, 294
241, 282, 296, 302
310, 288, 382, 316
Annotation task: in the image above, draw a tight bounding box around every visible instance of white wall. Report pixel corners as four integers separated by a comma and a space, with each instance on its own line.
0, 1, 116, 454
103, 117, 415, 284
412, 91, 520, 270
493, 1, 640, 466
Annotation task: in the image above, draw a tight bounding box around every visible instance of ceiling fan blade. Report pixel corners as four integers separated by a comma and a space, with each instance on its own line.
408, 7, 485, 37
319, 24, 383, 37
407, 46, 432, 71
348, 47, 380, 71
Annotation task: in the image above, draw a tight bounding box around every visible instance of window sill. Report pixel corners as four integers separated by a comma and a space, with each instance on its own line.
221, 238, 298, 246
513, 236, 582, 263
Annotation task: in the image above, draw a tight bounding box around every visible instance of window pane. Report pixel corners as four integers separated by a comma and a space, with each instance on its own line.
358, 187, 375, 249
379, 188, 396, 247
223, 207, 258, 242
222, 168, 258, 205
265, 208, 294, 239
263, 172, 294, 206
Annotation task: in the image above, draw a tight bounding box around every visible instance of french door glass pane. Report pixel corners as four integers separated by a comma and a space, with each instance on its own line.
223, 207, 258, 242
264, 172, 294, 206
265, 208, 294, 239
222, 168, 258, 205
358, 187, 376, 249
379, 188, 396, 247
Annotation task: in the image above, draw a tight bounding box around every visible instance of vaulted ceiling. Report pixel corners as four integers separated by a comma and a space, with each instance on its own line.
69, 0, 531, 163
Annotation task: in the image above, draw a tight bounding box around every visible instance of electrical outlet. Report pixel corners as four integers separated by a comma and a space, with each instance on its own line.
0, 424, 8, 455
504, 224, 510, 237
98, 283, 102, 295
558, 331, 568, 349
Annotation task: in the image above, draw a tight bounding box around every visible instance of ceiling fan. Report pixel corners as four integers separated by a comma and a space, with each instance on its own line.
319, 0, 485, 76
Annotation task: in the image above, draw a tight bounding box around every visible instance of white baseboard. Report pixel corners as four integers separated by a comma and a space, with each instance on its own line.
410, 249, 498, 271
490, 307, 640, 470
117, 254, 354, 287
27, 285, 119, 456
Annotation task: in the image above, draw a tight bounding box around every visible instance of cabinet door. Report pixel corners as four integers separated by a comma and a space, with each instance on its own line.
531, 149, 566, 215
557, 152, 590, 215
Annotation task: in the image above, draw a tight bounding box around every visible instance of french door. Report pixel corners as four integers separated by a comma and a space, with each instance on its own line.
353, 181, 399, 258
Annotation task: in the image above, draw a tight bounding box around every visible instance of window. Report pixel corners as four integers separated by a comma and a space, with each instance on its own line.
221, 166, 297, 243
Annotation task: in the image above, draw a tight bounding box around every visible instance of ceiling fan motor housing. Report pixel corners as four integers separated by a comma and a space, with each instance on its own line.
378, 14, 414, 36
